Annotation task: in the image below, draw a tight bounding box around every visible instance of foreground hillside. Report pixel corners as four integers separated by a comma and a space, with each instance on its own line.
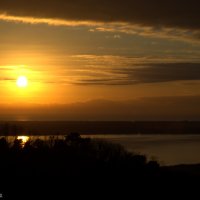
0, 133, 199, 199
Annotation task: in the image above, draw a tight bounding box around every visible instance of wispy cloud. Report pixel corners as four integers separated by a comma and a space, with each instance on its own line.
1, 14, 200, 44
0, 0, 200, 29
1, 57, 200, 86
0, 0, 200, 43
71, 62, 200, 85
0, 14, 200, 43
39, 55, 200, 85
94, 24, 200, 44
0, 14, 99, 27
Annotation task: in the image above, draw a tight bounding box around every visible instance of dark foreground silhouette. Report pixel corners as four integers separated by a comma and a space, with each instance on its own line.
0, 133, 199, 199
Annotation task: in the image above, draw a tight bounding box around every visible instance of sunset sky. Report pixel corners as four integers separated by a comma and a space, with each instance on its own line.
0, 0, 200, 120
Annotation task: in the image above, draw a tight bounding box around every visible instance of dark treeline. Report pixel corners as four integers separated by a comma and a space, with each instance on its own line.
0, 133, 159, 178
1, 121, 200, 135
0, 133, 199, 198
0, 133, 159, 198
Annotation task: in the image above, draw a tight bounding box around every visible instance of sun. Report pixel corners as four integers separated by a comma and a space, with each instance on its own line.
16, 76, 28, 88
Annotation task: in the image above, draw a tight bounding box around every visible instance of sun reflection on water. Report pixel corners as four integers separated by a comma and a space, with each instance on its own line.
17, 136, 29, 146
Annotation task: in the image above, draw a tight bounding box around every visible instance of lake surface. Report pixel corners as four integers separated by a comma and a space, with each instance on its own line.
83, 134, 200, 166
3, 134, 200, 166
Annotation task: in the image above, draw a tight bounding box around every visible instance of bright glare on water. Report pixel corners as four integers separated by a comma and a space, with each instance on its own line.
17, 136, 29, 146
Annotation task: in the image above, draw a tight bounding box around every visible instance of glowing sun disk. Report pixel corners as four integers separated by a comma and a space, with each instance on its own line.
17, 76, 28, 88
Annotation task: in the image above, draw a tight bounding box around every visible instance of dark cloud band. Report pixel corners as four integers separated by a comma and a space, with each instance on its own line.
75, 62, 200, 85
125, 63, 200, 84
0, 0, 200, 29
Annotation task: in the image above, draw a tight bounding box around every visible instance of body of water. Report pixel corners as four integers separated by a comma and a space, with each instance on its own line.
84, 134, 200, 166
2, 134, 200, 166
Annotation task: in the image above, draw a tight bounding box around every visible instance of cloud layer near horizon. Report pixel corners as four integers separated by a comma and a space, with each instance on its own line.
1, 61, 200, 85
0, 0, 200, 30
71, 62, 200, 85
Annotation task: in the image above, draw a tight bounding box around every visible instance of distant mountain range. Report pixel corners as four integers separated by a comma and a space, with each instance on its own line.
1, 96, 200, 121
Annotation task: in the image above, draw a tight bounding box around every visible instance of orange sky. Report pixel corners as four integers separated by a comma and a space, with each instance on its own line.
0, 1, 200, 120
